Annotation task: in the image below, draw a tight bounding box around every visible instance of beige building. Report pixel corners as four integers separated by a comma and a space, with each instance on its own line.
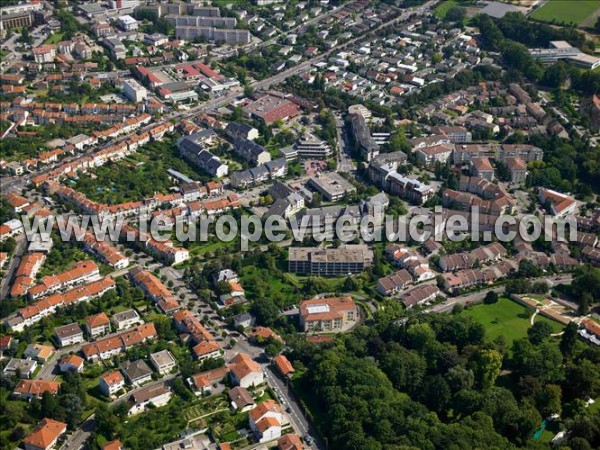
299, 296, 357, 333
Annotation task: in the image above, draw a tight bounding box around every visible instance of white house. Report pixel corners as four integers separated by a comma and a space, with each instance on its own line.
228, 353, 264, 388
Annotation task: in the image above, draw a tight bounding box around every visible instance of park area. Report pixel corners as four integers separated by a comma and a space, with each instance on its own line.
530, 0, 600, 27
460, 297, 564, 346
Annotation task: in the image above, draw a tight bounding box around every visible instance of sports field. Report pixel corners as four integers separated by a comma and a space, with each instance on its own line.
461, 297, 564, 346
530, 0, 600, 26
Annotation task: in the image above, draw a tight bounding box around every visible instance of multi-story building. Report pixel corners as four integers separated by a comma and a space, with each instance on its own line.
54, 323, 84, 347
308, 172, 356, 202
288, 245, 373, 276
299, 297, 357, 332
85, 312, 111, 339
175, 26, 251, 44
123, 79, 147, 103
350, 113, 379, 162
293, 133, 332, 159
99, 371, 125, 396
228, 353, 264, 388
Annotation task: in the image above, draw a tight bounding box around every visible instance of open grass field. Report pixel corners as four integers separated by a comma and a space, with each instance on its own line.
530, 0, 600, 26
434, 0, 460, 18
461, 297, 564, 346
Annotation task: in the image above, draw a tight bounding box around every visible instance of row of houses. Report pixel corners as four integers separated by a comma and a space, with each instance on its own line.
81, 323, 157, 361
6, 277, 116, 332
438, 242, 508, 272
27, 260, 101, 300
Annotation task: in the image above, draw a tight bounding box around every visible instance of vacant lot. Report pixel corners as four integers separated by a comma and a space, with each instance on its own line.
530, 0, 600, 26
461, 297, 563, 346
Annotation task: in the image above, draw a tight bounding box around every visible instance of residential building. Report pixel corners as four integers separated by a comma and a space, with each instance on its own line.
192, 340, 221, 360
13, 379, 61, 400
81, 323, 157, 361
350, 113, 379, 161
128, 384, 172, 415
85, 312, 111, 339
22, 418, 67, 450
117, 15, 138, 31
54, 323, 84, 347
228, 353, 264, 388
99, 371, 126, 396
278, 434, 303, 450
273, 354, 294, 378
400, 284, 443, 308
120, 360, 153, 386
187, 366, 229, 395
503, 157, 527, 184
299, 296, 357, 332
580, 95, 600, 132
249, 400, 284, 443
24, 344, 54, 362
288, 245, 373, 276
233, 138, 271, 166
376, 269, 412, 296
123, 79, 147, 103
149, 350, 178, 375
175, 26, 251, 44
178, 132, 228, 178
103, 38, 126, 59
470, 157, 495, 181
538, 188, 577, 217
226, 122, 259, 141
229, 386, 256, 412
111, 309, 143, 331
3, 358, 37, 378
415, 144, 454, 167
58, 355, 85, 373
28, 260, 100, 300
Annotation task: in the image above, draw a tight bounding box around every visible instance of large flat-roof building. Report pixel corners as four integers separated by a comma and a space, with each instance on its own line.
299, 296, 357, 332
243, 95, 301, 124
529, 41, 600, 70
288, 245, 373, 276
308, 172, 356, 202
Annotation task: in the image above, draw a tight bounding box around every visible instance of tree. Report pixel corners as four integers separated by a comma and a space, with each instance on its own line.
483, 291, 499, 305
474, 349, 502, 391
446, 6, 466, 22
528, 321, 554, 345
578, 293, 591, 316
560, 322, 578, 358
535, 384, 562, 418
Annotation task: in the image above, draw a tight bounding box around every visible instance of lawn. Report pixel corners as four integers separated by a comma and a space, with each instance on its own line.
530, 0, 600, 26
44, 32, 65, 44
434, 0, 460, 18
461, 297, 564, 346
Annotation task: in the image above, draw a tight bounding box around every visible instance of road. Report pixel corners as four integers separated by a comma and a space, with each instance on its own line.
334, 113, 354, 173
0, 234, 26, 300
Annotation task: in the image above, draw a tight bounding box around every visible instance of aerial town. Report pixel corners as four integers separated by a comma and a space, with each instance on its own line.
0, 0, 600, 449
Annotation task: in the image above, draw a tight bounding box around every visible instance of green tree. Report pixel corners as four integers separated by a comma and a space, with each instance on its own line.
474, 349, 502, 391
483, 291, 499, 305
560, 322, 578, 358
528, 321, 554, 345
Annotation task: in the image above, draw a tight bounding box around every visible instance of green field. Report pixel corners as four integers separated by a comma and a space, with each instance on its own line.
434, 0, 460, 18
530, 0, 600, 26
461, 297, 564, 346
